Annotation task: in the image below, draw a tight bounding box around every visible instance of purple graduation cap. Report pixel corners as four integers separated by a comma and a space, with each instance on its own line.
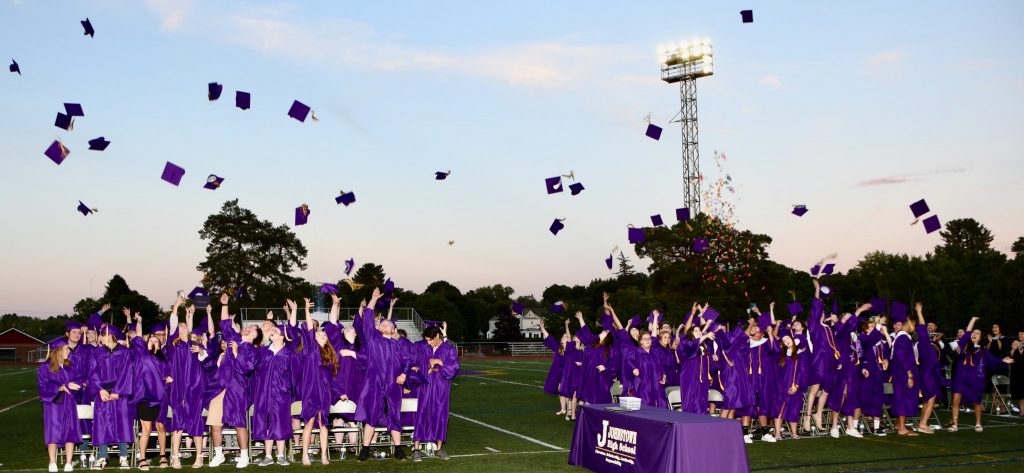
203, 174, 225, 190
740, 10, 753, 23
235, 285, 247, 299
890, 301, 908, 322
869, 297, 888, 313
344, 258, 355, 276
605, 254, 613, 269
81, 18, 94, 37
149, 322, 168, 334
55, 113, 74, 131
822, 263, 836, 275
65, 320, 83, 332
187, 287, 209, 300
786, 301, 803, 316
208, 82, 223, 101
161, 161, 185, 186
335, 190, 356, 206
676, 207, 691, 222
651, 214, 664, 226
44, 140, 70, 165
383, 278, 396, 294
374, 296, 391, 312
922, 215, 941, 234
693, 237, 709, 253
422, 320, 441, 329
550, 302, 566, 314
545, 176, 563, 194
628, 226, 645, 244
294, 204, 310, 226
88, 137, 110, 151
810, 265, 821, 276
86, 312, 104, 331
77, 201, 95, 216
569, 182, 585, 196
9, 59, 19, 75
831, 301, 839, 315
820, 285, 833, 297
435, 171, 451, 180
48, 337, 69, 352
909, 199, 930, 218
645, 123, 662, 140
64, 103, 84, 117
235, 91, 250, 110
288, 100, 311, 122
511, 302, 526, 315
549, 218, 565, 235
703, 307, 720, 322
628, 314, 642, 328
792, 205, 808, 217
757, 313, 773, 331
320, 283, 339, 294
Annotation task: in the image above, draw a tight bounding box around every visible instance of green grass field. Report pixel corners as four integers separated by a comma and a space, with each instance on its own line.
1, 362, 1022, 472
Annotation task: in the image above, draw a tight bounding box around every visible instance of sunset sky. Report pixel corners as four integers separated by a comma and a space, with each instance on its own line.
2, 1, 1022, 315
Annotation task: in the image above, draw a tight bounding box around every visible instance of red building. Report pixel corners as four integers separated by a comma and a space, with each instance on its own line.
0, 328, 45, 362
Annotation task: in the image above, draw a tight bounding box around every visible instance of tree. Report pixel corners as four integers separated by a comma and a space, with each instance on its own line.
616, 253, 636, 277
1011, 236, 1024, 258
491, 310, 523, 342
935, 218, 995, 257
335, 262, 387, 304
69, 275, 162, 326
197, 200, 308, 306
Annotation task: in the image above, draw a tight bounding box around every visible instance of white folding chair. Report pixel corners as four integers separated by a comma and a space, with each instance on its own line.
665, 387, 681, 411
288, 401, 307, 459
60, 404, 97, 468
990, 375, 1011, 414
708, 389, 724, 416
327, 400, 359, 460
400, 398, 418, 448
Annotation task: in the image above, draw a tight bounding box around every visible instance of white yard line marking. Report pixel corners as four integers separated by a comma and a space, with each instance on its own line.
484, 447, 501, 452
0, 396, 39, 414
460, 375, 543, 388
460, 364, 549, 373
451, 449, 566, 459
450, 413, 565, 451
0, 369, 33, 377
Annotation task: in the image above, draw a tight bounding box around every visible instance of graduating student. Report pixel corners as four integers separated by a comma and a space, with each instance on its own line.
128, 312, 173, 470
410, 322, 460, 462
804, 281, 837, 434
574, 311, 618, 405
623, 329, 668, 408
291, 298, 336, 465
913, 303, 942, 434
771, 333, 807, 441
39, 337, 82, 472
559, 319, 585, 420
947, 316, 1014, 432
887, 305, 919, 436
167, 301, 210, 469
250, 320, 293, 467
90, 323, 134, 469
827, 303, 872, 439
208, 294, 259, 468
748, 305, 780, 441
857, 311, 888, 436
675, 304, 714, 415
650, 311, 680, 389
718, 322, 753, 422
355, 288, 409, 461
322, 293, 362, 449
539, 318, 569, 415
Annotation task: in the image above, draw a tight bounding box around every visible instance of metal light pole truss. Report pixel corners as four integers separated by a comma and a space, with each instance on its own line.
672, 78, 701, 212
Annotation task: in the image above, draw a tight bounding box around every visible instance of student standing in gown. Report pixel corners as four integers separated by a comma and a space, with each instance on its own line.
539, 318, 569, 415
913, 303, 942, 434
322, 293, 362, 450
167, 301, 210, 469
291, 298, 337, 465
90, 323, 134, 469
209, 294, 260, 468
624, 330, 668, 408
888, 308, 919, 436
410, 322, 460, 462
355, 288, 409, 461
857, 311, 887, 436
804, 280, 837, 434
947, 316, 1015, 432
574, 311, 618, 405
748, 305, 779, 442
771, 334, 807, 441
128, 313, 173, 470
675, 304, 714, 415
827, 303, 872, 439
251, 322, 293, 467
560, 319, 585, 420
39, 337, 82, 472
718, 322, 753, 424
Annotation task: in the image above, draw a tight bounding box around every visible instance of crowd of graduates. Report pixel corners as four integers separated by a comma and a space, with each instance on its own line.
38, 288, 459, 472
540, 282, 1023, 442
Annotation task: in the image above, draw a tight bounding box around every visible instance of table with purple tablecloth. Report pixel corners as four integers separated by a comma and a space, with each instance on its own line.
569, 405, 749, 473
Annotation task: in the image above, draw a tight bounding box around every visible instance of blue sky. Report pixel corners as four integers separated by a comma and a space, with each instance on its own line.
2, 0, 1022, 315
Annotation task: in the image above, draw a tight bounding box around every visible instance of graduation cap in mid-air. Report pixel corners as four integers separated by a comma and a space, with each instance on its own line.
81, 18, 94, 37
676, 207, 691, 222
208, 82, 223, 101
320, 283, 339, 294
44, 140, 70, 165
869, 297, 888, 314
187, 287, 209, 300
545, 176, 563, 194
234, 285, 247, 299
605, 254, 614, 269
203, 174, 224, 190
294, 204, 310, 226
890, 301, 908, 323
235, 91, 250, 110
922, 215, 941, 234
910, 199, 930, 219
77, 201, 95, 216
287, 100, 312, 122
9, 59, 19, 75
651, 214, 664, 226
645, 123, 662, 140
549, 218, 565, 235
344, 258, 355, 276
628, 226, 645, 244
335, 190, 356, 206
792, 205, 808, 217
88, 137, 110, 151
161, 161, 185, 186
693, 237, 709, 253
64, 103, 84, 117
569, 182, 585, 196
740, 10, 754, 23
54, 113, 74, 131
703, 307, 720, 322
551, 302, 566, 314
787, 301, 804, 316
822, 263, 835, 275
435, 170, 451, 180
511, 302, 526, 315
383, 278, 395, 294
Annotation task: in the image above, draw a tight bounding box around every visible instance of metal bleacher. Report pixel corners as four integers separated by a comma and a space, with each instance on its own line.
507, 342, 549, 356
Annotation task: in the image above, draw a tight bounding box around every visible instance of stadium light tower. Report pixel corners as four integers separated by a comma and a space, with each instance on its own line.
659, 39, 713, 213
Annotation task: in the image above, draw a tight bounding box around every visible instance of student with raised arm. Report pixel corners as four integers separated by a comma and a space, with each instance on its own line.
128, 312, 172, 470
355, 288, 408, 461
539, 318, 570, 415
576, 310, 618, 406
911, 303, 941, 434
747, 303, 778, 441
167, 300, 208, 469
888, 307, 919, 436
208, 294, 259, 468
718, 319, 753, 423
39, 337, 82, 472
560, 318, 585, 420
410, 322, 460, 461
323, 293, 362, 449
948, 316, 1015, 432
826, 303, 871, 439
676, 304, 714, 414
856, 309, 887, 436
624, 329, 668, 408
295, 297, 336, 465
803, 280, 835, 434
90, 321, 134, 469
251, 317, 293, 467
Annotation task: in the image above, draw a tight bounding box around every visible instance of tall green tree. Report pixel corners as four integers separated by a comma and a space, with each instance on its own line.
197, 200, 308, 306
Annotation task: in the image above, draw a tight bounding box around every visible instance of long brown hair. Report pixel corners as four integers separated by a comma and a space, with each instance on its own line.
320, 339, 339, 377
48, 347, 69, 374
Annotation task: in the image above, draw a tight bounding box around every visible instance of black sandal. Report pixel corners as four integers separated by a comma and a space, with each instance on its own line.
158, 458, 168, 469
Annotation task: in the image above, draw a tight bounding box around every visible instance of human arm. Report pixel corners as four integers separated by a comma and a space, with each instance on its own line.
329, 293, 341, 324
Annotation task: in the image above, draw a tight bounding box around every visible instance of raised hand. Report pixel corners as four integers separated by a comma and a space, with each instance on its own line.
220, 293, 229, 305
914, 302, 923, 314
303, 297, 313, 309
330, 293, 341, 305
122, 307, 131, 318
441, 321, 448, 338
100, 303, 112, 313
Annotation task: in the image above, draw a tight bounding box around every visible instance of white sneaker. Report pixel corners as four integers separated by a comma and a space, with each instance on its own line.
119, 457, 129, 469
49, 464, 58, 473
209, 454, 226, 468
761, 434, 776, 443
743, 434, 752, 444
235, 457, 249, 469
64, 464, 74, 472
974, 425, 983, 433
830, 428, 840, 438
846, 428, 863, 438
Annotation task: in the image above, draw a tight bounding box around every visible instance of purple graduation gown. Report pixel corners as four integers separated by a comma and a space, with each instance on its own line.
748, 336, 779, 417
826, 317, 862, 416
558, 346, 583, 398
542, 336, 566, 396
807, 299, 839, 390
623, 347, 667, 408
354, 308, 404, 432
333, 338, 363, 422
719, 328, 753, 411
251, 344, 294, 441
676, 338, 712, 414
915, 325, 942, 402
952, 333, 1008, 405
413, 340, 460, 442
653, 343, 679, 388
38, 363, 82, 444
295, 325, 332, 423
576, 327, 618, 405
773, 349, 807, 423
129, 337, 170, 424
856, 330, 886, 417
216, 320, 255, 428
889, 332, 919, 416
168, 340, 207, 436
90, 344, 134, 445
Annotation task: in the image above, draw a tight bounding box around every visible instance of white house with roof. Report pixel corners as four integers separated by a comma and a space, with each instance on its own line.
487, 310, 545, 340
